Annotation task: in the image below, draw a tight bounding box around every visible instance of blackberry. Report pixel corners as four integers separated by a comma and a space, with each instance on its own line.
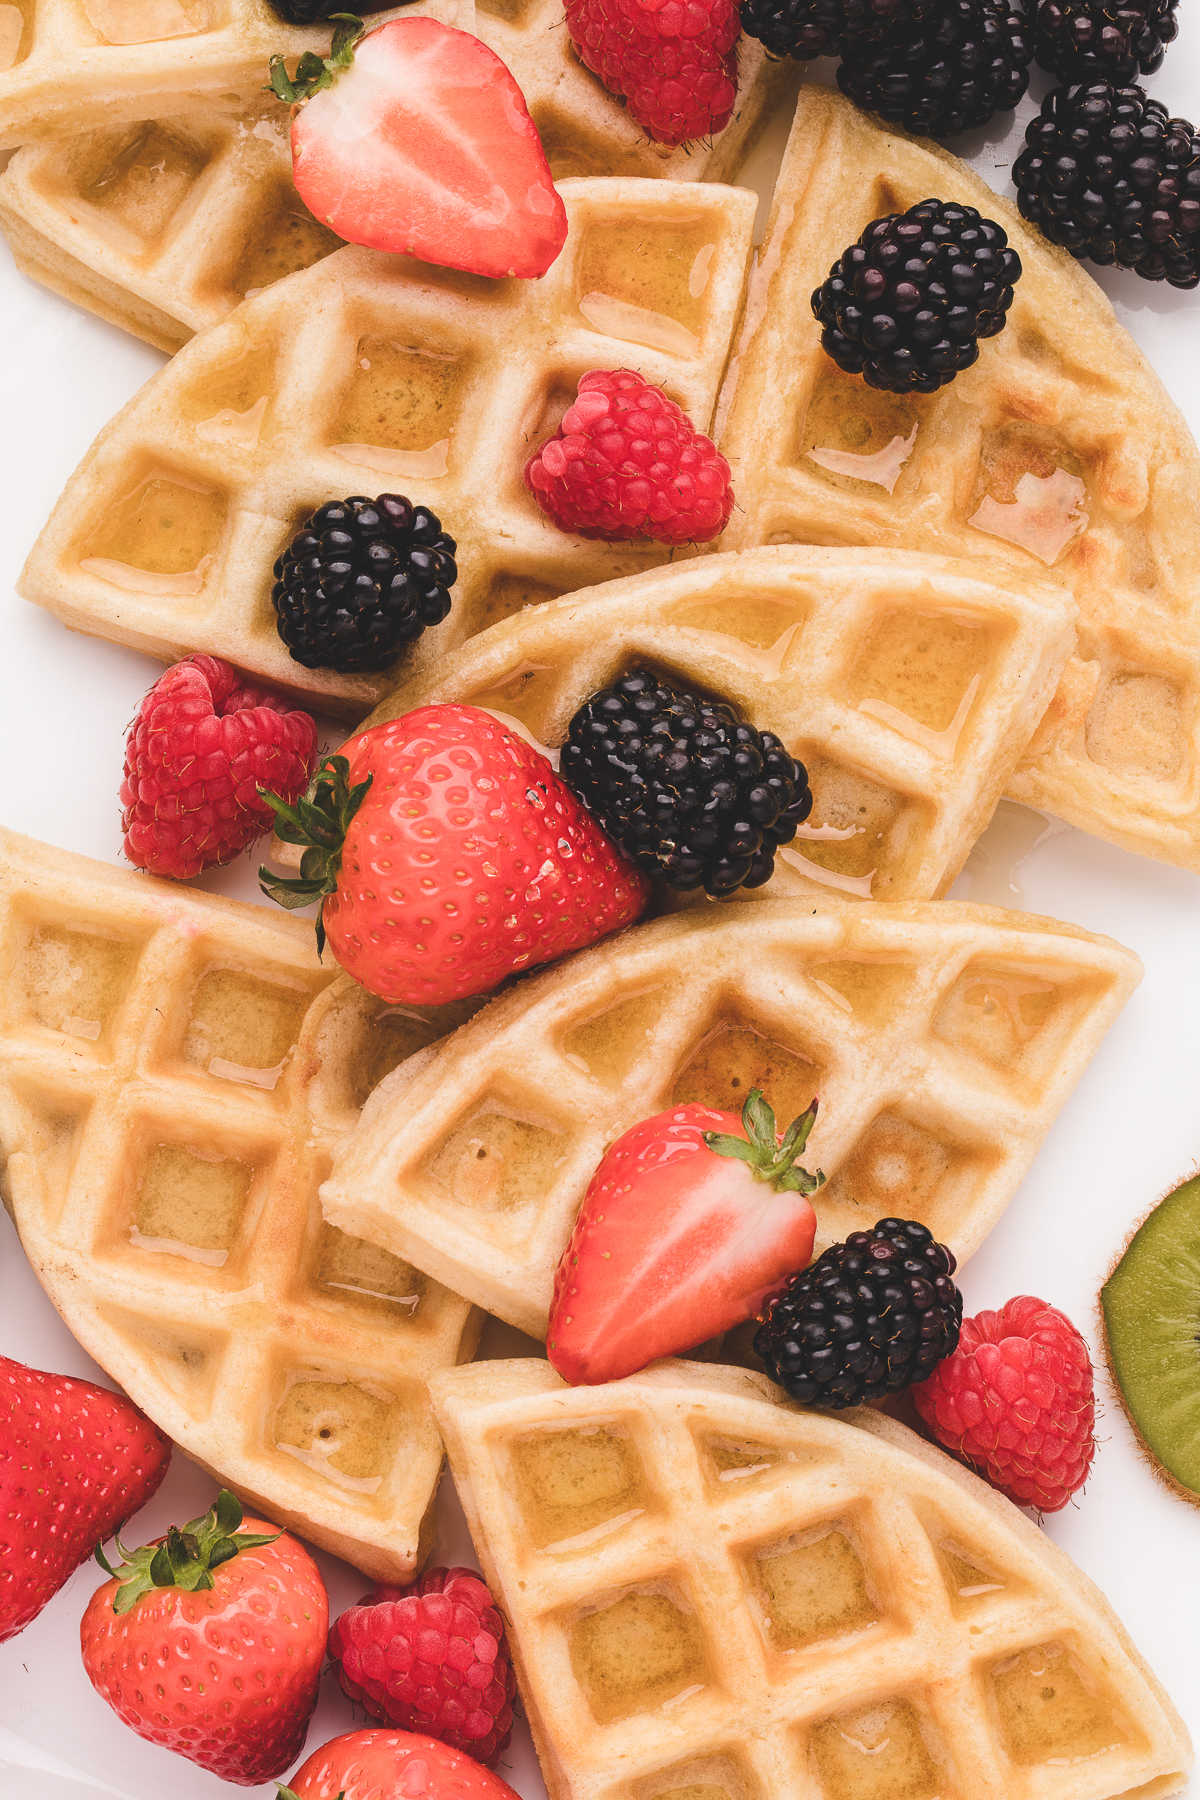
837, 0, 1033, 140
272, 495, 457, 673
560, 669, 813, 897
1033, 0, 1179, 81
754, 1218, 963, 1407
738, 0, 927, 62
811, 199, 1021, 394
266, 0, 390, 23
1014, 82, 1200, 289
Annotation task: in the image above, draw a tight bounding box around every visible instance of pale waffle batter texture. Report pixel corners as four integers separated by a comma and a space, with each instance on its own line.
433, 1360, 1192, 1800
717, 87, 1200, 874
0, 828, 482, 1579
323, 902, 1141, 1339
0, 8, 781, 349
18, 179, 758, 712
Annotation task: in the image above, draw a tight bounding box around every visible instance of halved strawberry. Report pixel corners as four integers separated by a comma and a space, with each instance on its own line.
548, 1089, 824, 1385
270, 17, 567, 280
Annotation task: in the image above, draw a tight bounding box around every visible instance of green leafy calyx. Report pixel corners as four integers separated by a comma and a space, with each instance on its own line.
95, 1489, 279, 1615
703, 1089, 825, 1195
268, 13, 364, 104
258, 753, 373, 954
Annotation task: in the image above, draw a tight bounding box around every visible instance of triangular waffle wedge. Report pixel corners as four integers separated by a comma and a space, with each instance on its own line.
354, 546, 1076, 905
19, 177, 758, 711
322, 899, 1140, 1339
0, 32, 781, 353
431, 1359, 1192, 1800
0, 0, 468, 149
0, 827, 481, 1579
717, 86, 1200, 876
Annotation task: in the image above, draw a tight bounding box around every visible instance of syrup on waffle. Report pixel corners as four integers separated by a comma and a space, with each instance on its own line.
323, 899, 1140, 1339
433, 1359, 1192, 1800
19, 179, 757, 711
0, 827, 480, 1579
717, 86, 1200, 876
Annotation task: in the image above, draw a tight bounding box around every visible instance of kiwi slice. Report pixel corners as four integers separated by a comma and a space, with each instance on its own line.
1101, 1173, 1200, 1499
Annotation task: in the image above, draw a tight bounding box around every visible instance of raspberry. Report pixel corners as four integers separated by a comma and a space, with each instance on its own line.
525, 370, 734, 544
913, 1295, 1096, 1512
120, 656, 317, 880
565, 0, 739, 145
327, 1567, 515, 1766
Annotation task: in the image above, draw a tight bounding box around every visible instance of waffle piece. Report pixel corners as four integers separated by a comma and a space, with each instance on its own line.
0, 828, 480, 1579
432, 1358, 1192, 1800
356, 547, 1075, 904
717, 85, 1200, 876
323, 899, 1140, 1339
0, 0, 467, 148
19, 178, 757, 712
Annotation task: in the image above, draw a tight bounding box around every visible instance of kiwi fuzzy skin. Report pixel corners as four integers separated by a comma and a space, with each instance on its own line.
1098, 1166, 1200, 1510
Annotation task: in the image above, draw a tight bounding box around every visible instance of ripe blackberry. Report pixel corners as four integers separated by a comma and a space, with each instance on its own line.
1033, 0, 1179, 80
560, 669, 813, 897
754, 1218, 963, 1407
837, 0, 1033, 139
811, 199, 1021, 394
273, 495, 457, 673
266, 0, 389, 21
738, 0, 927, 62
1014, 82, 1200, 288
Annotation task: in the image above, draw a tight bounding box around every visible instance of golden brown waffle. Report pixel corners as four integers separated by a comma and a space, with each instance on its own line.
0, 827, 480, 1579
0, 97, 341, 353
19, 178, 757, 712
359, 547, 1076, 904
432, 1359, 1193, 1800
323, 900, 1140, 1340
0, 24, 781, 352
717, 86, 1200, 876
0, 0, 466, 148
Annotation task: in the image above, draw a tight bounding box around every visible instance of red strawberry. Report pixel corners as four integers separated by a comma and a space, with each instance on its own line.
565, 0, 740, 145
0, 1356, 170, 1643
270, 17, 567, 280
328, 1568, 515, 1765
549, 1088, 823, 1385
81, 1490, 327, 1785
281, 1728, 523, 1800
259, 704, 649, 1005
121, 654, 317, 880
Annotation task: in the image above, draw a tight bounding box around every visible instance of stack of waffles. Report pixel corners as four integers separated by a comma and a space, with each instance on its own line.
0, 4, 1197, 1793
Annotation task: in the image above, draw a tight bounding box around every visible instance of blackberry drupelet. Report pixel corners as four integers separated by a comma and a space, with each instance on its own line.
738, 0, 927, 62
837, 0, 1033, 139
754, 1218, 963, 1407
811, 199, 1021, 394
1014, 82, 1200, 288
273, 495, 457, 673
1033, 0, 1179, 80
560, 669, 813, 897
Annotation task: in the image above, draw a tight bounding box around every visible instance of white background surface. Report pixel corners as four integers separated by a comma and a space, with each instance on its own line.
1, 45, 1199, 1800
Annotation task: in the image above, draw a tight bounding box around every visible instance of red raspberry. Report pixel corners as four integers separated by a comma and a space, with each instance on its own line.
565, 0, 739, 143
121, 655, 317, 880
912, 1295, 1096, 1513
526, 370, 734, 544
328, 1567, 515, 1767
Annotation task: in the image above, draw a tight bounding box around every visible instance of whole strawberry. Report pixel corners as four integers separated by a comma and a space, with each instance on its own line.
0, 1356, 170, 1643
328, 1568, 514, 1765
526, 370, 734, 544
565, 0, 740, 144
81, 1490, 327, 1784
913, 1295, 1096, 1512
282, 1727, 523, 1800
259, 705, 649, 1005
121, 654, 317, 879
549, 1088, 823, 1385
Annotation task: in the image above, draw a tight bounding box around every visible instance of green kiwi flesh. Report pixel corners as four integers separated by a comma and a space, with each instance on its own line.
1101, 1173, 1200, 1498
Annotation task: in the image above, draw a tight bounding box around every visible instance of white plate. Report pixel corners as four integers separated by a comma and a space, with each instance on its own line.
2, 55, 1199, 1800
